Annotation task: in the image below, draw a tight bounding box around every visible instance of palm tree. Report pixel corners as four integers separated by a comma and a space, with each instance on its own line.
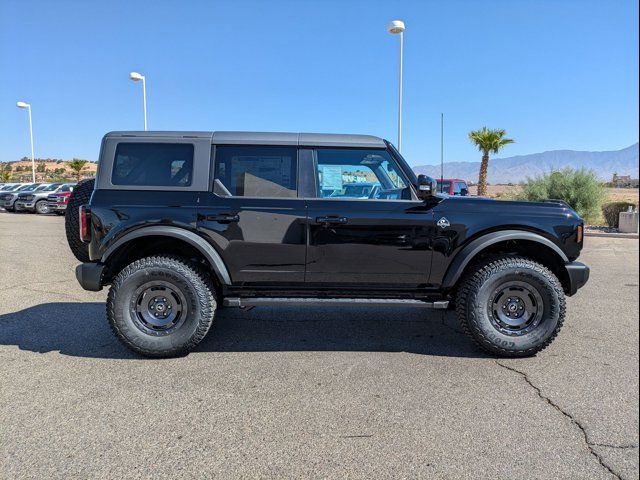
68, 159, 88, 182
468, 127, 514, 196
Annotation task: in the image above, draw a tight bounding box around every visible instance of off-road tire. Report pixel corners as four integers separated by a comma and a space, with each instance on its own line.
64, 178, 95, 261
107, 256, 216, 357
35, 199, 49, 214
456, 256, 566, 357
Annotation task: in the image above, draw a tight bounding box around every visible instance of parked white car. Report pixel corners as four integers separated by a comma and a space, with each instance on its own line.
0, 183, 44, 211
15, 183, 74, 214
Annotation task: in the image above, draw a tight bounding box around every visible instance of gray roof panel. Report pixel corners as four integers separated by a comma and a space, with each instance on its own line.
212, 131, 298, 145
105, 131, 214, 139
104, 131, 387, 148
213, 131, 386, 147
298, 133, 385, 148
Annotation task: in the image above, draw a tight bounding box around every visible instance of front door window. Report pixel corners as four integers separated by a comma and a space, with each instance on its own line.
315, 149, 411, 201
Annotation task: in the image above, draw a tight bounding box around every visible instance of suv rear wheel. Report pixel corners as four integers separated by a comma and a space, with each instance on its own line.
456, 256, 565, 357
107, 256, 216, 357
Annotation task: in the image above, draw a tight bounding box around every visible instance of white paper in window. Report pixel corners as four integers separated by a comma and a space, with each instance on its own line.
320, 165, 343, 190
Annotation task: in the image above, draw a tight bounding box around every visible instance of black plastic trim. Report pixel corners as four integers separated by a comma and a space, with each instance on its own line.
442, 230, 570, 289
100, 226, 232, 285
565, 261, 590, 296
75, 262, 105, 291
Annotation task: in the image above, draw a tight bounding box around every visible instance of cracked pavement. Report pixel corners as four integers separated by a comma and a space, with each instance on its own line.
1, 212, 638, 479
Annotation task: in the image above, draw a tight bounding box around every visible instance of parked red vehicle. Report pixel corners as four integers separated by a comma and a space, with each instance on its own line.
46, 184, 76, 214
437, 178, 469, 196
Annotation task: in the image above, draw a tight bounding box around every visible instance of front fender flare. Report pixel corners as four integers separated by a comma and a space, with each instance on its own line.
441, 230, 569, 290
101, 226, 232, 285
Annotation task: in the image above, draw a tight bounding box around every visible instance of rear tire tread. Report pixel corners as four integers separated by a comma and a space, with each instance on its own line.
107, 255, 216, 357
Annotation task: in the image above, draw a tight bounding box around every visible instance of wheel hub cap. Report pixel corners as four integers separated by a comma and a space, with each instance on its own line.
131, 282, 187, 336
488, 281, 544, 336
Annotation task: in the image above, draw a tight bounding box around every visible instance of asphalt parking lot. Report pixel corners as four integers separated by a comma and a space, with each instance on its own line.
1, 212, 638, 480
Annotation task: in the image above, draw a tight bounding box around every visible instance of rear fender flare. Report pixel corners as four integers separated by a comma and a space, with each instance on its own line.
101, 226, 231, 285
441, 230, 569, 289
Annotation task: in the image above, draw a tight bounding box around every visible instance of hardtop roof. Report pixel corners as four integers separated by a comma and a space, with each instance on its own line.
104, 131, 387, 148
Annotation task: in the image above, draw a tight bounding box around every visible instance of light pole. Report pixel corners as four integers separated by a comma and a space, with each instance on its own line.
129, 71, 148, 130
440, 113, 444, 187
387, 20, 405, 152
16, 101, 36, 183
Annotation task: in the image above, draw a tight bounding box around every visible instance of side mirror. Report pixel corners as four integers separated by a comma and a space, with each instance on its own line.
417, 174, 437, 200
460, 188, 469, 196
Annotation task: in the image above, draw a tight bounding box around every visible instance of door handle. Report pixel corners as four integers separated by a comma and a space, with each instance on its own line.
206, 214, 240, 223
316, 216, 348, 226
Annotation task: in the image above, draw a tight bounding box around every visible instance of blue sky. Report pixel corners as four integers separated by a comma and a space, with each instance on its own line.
1, 0, 638, 166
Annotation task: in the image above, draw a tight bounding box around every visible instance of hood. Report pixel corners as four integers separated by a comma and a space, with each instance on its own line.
434, 195, 582, 221
0, 191, 20, 199
18, 190, 52, 199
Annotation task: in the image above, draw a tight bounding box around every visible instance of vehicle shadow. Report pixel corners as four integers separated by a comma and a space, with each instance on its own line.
0, 302, 489, 359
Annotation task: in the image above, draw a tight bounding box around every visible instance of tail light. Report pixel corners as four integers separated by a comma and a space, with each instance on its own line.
79, 205, 91, 243
576, 224, 583, 243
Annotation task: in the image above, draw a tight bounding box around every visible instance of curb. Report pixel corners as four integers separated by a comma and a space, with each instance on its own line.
585, 232, 639, 239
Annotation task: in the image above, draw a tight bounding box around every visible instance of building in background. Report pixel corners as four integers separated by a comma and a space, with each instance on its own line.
612, 173, 639, 188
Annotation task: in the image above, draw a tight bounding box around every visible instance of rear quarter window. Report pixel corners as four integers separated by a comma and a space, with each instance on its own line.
112, 143, 194, 187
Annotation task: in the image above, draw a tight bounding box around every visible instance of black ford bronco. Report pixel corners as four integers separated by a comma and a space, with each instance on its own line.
69, 131, 589, 358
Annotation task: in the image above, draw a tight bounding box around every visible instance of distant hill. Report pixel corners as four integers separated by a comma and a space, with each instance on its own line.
414, 143, 639, 184
2, 159, 97, 182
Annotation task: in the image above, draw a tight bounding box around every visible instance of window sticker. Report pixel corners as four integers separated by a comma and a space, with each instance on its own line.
320, 165, 343, 190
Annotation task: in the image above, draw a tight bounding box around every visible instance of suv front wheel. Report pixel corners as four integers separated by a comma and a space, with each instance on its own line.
107, 256, 216, 357
456, 256, 566, 357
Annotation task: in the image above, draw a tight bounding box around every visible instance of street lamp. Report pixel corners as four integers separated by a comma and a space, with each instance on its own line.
129, 71, 148, 131
16, 101, 36, 183
387, 20, 405, 152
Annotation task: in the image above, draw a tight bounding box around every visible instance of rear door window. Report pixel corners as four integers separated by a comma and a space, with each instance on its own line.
214, 146, 297, 198
112, 143, 194, 186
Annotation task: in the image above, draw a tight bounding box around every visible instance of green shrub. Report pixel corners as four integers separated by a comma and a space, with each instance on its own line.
602, 202, 637, 228
518, 168, 606, 220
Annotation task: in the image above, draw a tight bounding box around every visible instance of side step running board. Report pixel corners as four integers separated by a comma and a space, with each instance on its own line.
223, 297, 449, 309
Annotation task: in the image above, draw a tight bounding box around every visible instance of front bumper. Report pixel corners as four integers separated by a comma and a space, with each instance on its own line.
565, 261, 590, 296
14, 201, 35, 211
47, 202, 68, 211
75, 263, 105, 291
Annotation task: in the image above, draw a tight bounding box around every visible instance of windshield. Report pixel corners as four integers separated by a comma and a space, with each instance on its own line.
386, 142, 418, 185
42, 183, 62, 192
438, 181, 451, 193
18, 184, 39, 192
